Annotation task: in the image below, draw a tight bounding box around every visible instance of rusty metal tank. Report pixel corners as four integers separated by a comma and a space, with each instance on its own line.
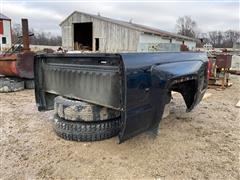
215, 54, 232, 69
0, 19, 35, 79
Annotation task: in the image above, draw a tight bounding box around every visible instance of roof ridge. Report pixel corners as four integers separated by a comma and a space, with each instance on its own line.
60, 10, 196, 42
0, 13, 10, 20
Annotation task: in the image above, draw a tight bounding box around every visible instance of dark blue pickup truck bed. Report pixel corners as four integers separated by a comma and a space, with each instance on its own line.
35, 52, 208, 142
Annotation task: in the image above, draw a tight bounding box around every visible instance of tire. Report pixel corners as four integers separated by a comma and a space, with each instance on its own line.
53, 115, 121, 142
24, 79, 35, 89
0, 77, 24, 92
54, 96, 120, 122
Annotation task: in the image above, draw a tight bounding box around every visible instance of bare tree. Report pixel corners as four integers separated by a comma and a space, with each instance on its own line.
208, 30, 240, 48
224, 30, 240, 47
176, 16, 197, 38
12, 23, 62, 46
12, 23, 21, 43
208, 31, 223, 48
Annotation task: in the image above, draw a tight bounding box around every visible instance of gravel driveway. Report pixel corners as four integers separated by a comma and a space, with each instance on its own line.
0, 75, 239, 179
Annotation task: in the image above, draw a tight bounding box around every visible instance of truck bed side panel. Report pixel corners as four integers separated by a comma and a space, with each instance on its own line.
35, 54, 122, 110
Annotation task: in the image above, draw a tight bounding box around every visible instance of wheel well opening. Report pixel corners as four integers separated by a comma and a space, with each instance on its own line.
170, 80, 197, 110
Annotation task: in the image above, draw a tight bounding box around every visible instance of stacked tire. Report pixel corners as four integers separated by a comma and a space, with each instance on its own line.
0, 77, 24, 92
0, 77, 35, 93
53, 96, 122, 142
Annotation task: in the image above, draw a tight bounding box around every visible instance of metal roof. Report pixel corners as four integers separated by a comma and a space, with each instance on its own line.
0, 13, 10, 20
60, 11, 197, 42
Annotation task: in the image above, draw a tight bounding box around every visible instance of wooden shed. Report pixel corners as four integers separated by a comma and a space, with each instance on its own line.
60, 11, 197, 52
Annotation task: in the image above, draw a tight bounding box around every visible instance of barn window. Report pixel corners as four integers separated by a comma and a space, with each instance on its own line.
2, 37, 7, 44
95, 38, 99, 51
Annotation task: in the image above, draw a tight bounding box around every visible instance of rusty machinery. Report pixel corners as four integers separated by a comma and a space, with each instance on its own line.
0, 19, 35, 91
208, 51, 232, 88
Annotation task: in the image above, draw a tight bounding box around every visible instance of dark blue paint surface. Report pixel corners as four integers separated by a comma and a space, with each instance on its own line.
118, 52, 208, 142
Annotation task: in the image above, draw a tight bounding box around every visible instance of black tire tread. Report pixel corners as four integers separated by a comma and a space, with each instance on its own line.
53, 115, 121, 142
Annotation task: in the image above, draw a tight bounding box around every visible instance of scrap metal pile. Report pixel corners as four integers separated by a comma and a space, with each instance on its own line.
0, 19, 35, 92
208, 50, 233, 89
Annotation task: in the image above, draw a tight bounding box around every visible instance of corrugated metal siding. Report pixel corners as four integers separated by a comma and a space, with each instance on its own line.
139, 33, 169, 43
184, 40, 197, 50
137, 33, 180, 52
138, 43, 180, 52
61, 12, 140, 52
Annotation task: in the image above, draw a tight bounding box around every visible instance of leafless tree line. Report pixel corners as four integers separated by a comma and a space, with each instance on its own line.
12, 24, 61, 46
12, 17, 239, 48
207, 30, 240, 48
176, 16, 240, 48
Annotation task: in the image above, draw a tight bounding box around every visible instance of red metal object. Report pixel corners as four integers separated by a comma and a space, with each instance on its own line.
207, 59, 211, 79
0, 52, 35, 78
215, 54, 232, 69
16, 51, 35, 78
0, 20, 3, 34
0, 19, 35, 79
22, 19, 30, 51
0, 54, 17, 76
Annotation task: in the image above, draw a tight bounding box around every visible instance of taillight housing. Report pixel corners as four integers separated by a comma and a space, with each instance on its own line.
207, 59, 211, 79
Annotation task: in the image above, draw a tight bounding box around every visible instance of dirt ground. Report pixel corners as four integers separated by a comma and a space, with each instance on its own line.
0, 75, 239, 180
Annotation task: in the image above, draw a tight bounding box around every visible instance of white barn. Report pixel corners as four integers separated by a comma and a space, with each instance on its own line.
60, 11, 197, 52
0, 13, 12, 51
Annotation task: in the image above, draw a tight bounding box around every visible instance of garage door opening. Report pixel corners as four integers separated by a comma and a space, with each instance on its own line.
74, 22, 92, 51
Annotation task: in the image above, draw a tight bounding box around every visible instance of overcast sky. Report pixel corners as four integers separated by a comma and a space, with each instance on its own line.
1, 0, 239, 36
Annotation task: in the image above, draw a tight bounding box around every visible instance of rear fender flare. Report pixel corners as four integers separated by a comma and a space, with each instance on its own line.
150, 60, 203, 114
